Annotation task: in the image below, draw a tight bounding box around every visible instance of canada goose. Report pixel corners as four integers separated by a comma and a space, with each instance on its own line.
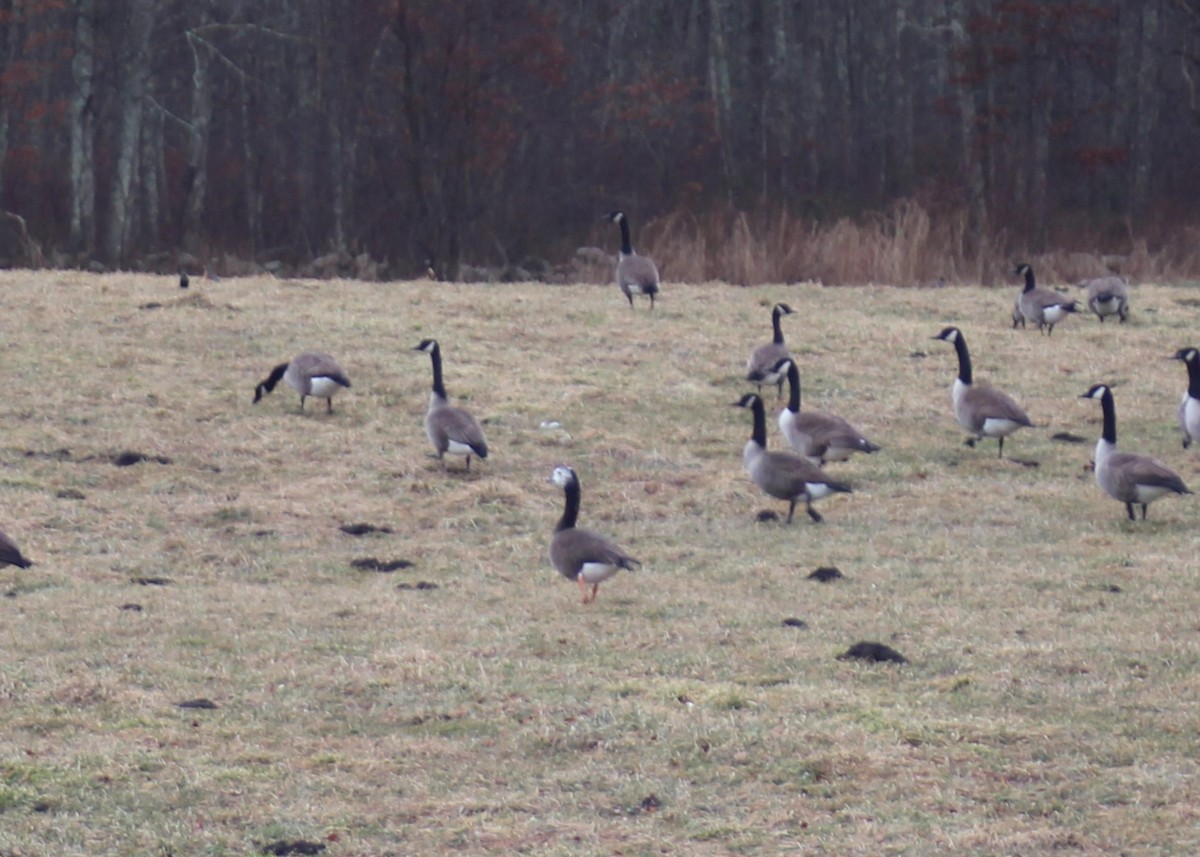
0, 528, 32, 569
253, 351, 351, 413
1080, 275, 1129, 323
1011, 296, 1025, 329
732, 393, 852, 523
413, 338, 488, 470
932, 326, 1033, 458
1014, 263, 1078, 335
549, 465, 640, 603
1173, 347, 1200, 449
1080, 383, 1191, 520
746, 303, 796, 398
602, 211, 659, 309
773, 358, 881, 465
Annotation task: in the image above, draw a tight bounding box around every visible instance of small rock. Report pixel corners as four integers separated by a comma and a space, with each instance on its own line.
838, 641, 908, 664
807, 566, 844, 582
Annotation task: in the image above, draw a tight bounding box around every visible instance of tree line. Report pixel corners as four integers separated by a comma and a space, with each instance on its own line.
0, 0, 1198, 281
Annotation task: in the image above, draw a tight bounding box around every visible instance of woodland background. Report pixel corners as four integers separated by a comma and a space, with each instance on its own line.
2, 0, 1200, 283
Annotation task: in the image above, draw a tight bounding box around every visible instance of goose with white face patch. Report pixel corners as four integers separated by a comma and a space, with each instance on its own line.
746, 303, 796, 399
1014, 263, 1078, 335
932, 327, 1033, 458
773, 358, 881, 465
1081, 275, 1129, 323
253, 351, 351, 413
732, 393, 852, 523
602, 211, 660, 310
1173, 348, 1200, 449
414, 339, 489, 471
548, 465, 640, 604
1081, 383, 1191, 521
0, 527, 32, 569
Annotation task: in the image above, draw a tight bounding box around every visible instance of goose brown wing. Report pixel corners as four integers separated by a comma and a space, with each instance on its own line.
964, 384, 1032, 426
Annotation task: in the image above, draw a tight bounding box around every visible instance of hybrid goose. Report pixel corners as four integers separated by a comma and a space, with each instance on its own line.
1173, 347, 1200, 449
548, 465, 640, 604
1014, 263, 1078, 335
414, 339, 489, 471
933, 327, 1033, 458
1081, 383, 1191, 520
253, 351, 351, 413
1081, 275, 1129, 323
772, 358, 881, 465
0, 528, 32, 569
733, 393, 852, 523
603, 211, 660, 310
746, 303, 796, 398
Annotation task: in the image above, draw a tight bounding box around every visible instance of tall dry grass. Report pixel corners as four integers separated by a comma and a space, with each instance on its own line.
624, 200, 1200, 288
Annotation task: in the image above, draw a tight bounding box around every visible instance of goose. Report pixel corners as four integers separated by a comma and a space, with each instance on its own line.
602, 211, 659, 309
746, 302, 796, 398
413, 339, 488, 470
1014, 263, 1078, 335
1080, 383, 1191, 520
1080, 275, 1129, 323
0, 528, 32, 569
932, 327, 1033, 458
548, 465, 640, 603
1173, 347, 1200, 449
253, 351, 351, 413
772, 358, 881, 465
732, 393, 852, 523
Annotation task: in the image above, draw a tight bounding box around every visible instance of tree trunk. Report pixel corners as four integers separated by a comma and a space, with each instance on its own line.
105, 0, 153, 266
948, 0, 988, 270
1130, 0, 1161, 221
182, 27, 212, 256
68, 0, 96, 257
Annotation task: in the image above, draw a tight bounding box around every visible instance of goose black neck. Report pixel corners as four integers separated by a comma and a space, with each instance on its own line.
786, 362, 801, 413
748, 397, 768, 448
1022, 268, 1036, 293
1185, 357, 1200, 400
617, 216, 633, 255
771, 306, 785, 344
427, 344, 447, 399
1099, 389, 1117, 444
952, 334, 973, 385
556, 480, 580, 531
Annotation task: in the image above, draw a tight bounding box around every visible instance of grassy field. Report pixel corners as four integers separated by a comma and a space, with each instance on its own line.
1, 270, 1199, 856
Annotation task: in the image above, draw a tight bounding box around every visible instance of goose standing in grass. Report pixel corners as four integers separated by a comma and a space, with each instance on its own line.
1173, 347, 1200, 449
772, 358, 881, 465
932, 327, 1033, 458
746, 302, 796, 398
602, 211, 659, 310
1081, 275, 1129, 323
1080, 384, 1191, 520
732, 393, 852, 523
253, 351, 351, 413
0, 528, 32, 569
414, 339, 488, 471
1014, 263, 1078, 335
548, 465, 640, 604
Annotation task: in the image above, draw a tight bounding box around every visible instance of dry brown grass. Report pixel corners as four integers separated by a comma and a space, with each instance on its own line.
625, 201, 1200, 288
2, 270, 1200, 855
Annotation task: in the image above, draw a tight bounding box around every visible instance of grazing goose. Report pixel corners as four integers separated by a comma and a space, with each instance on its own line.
414, 339, 489, 471
773, 358, 881, 465
602, 211, 660, 309
253, 351, 351, 413
746, 303, 796, 398
1081, 275, 1129, 323
732, 393, 852, 523
1081, 383, 1191, 520
1173, 347, 1200, 449
548, 465, 640, 604
1014, 263, 1078, 335
933, 327, 1033, 458
0, 528, 32, 569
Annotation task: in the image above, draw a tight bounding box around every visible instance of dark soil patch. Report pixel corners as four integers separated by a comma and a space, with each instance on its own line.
339, 523, 394, 536
176, 698, 218, 710
112, 451, 172, 466
808, 566, 844, 582
350, 557, 414, 572
838, 641, 908, 664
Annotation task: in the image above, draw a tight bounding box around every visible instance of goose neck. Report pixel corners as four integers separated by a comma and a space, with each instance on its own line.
786, 362, 801, 413
771, 307, 785, 344
556, 481, 580, 531
952, 334, 973, 385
